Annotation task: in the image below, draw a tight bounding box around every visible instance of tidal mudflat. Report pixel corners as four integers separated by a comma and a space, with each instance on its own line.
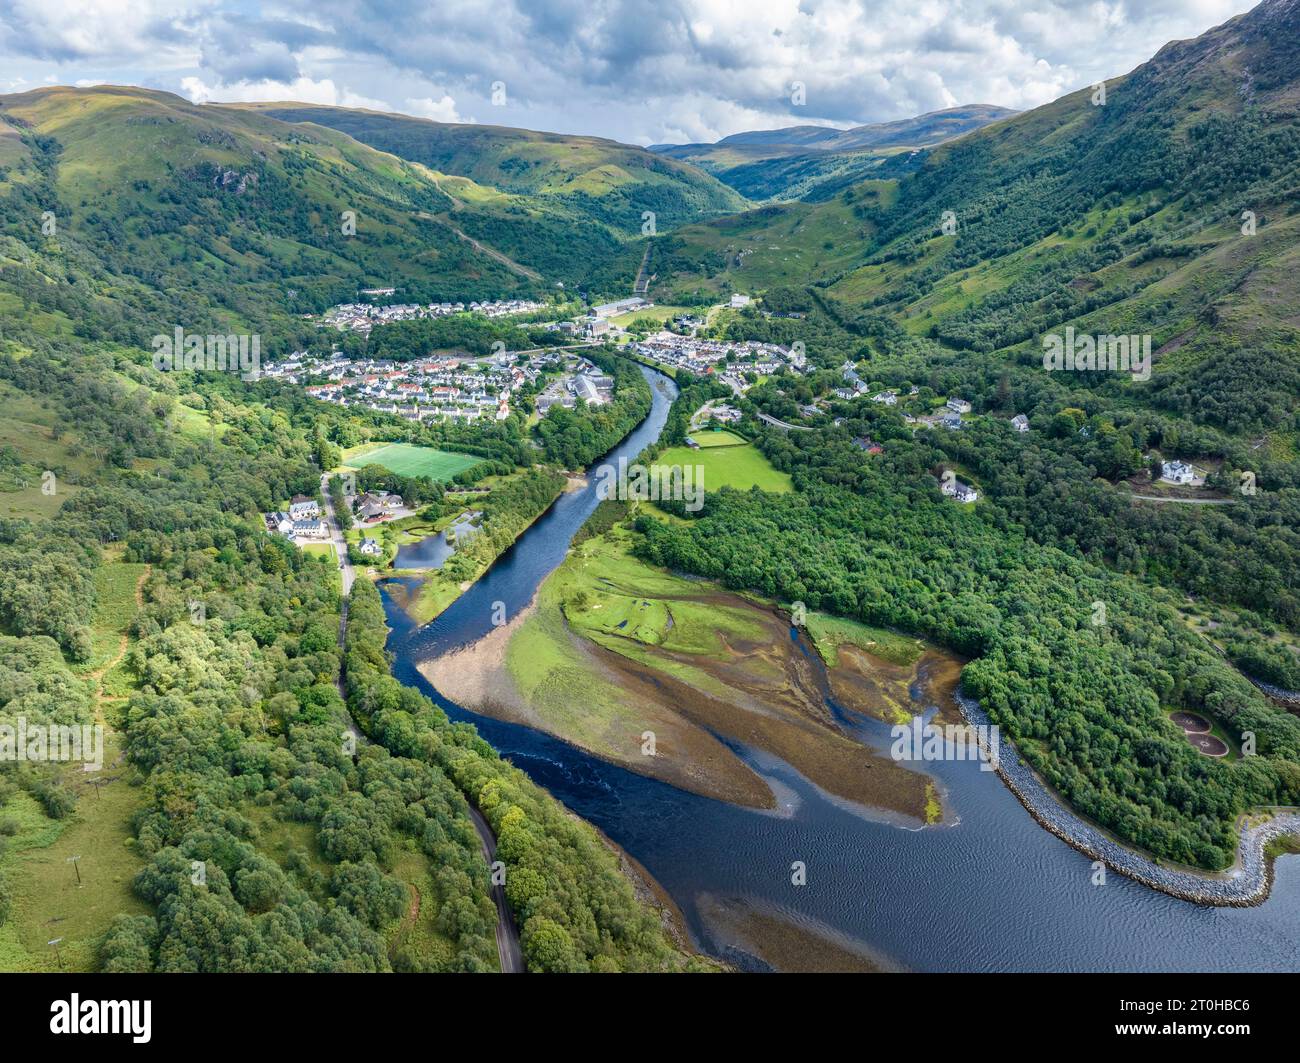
420, 521, 960, 822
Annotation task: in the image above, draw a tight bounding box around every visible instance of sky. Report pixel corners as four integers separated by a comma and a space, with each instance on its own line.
0, 0, 1260, 145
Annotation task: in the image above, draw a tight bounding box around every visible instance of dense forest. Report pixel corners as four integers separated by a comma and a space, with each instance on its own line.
633, 385, 1300, 868
0, 323, 698, 970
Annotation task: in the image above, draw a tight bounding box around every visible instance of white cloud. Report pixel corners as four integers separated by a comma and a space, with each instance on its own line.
0, 0, 1264, 143
181, 74, 391, 111
404, 94, 465, 123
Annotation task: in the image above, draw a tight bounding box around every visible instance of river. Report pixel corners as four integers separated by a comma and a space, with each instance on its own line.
380, 365, 1300, 972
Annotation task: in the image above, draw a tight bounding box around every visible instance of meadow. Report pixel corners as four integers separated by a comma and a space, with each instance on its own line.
341, 442, 479, 481
652, 441, 792, 494
688, 428, 749, 448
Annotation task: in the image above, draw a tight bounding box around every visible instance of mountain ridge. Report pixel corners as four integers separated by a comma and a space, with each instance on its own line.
649, 104, 1016, 201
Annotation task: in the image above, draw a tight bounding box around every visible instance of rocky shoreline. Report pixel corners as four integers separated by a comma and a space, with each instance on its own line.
1247, 676, 1300, 708
955, 689, 1300, 907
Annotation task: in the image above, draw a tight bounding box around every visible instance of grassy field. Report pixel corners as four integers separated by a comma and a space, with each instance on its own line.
688, 428, 748, 448
1, 556, 150, 972
341, 442, 479, 481
610, 304, 693, 328
652, 441, 792, 493
76, 561, 148, 674
503, 529, 763, 751
802, 611, 925, 668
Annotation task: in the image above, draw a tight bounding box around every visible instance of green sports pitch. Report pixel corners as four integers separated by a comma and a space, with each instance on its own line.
344, 443, 480, 481
689, 429, 749, 448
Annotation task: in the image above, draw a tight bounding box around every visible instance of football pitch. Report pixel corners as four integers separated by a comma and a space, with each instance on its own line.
345, 443, 480, 481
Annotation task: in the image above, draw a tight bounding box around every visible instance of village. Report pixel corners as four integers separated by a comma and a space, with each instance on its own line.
260, 346, 615, 424
629, 331, 805, 394
319, 297, 545, 335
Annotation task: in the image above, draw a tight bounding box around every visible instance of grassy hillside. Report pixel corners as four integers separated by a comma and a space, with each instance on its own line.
241, 104, 749, 234
655, 0, 1300, 430
0, 85, 737, 349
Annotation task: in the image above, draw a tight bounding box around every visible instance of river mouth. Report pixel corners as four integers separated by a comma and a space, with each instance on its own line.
384, 363, 1300, 973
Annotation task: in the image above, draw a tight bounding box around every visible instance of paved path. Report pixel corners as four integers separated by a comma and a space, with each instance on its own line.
467, 804, 524, 973
757, 411, 814, 432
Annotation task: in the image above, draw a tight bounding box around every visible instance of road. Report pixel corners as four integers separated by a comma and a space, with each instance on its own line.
757, 410, 815, 432
1129, 494, 1239, 505
319, 474, 355, 667
467, 804, 525, 973
319, 474, 361, 746
319, 472, 522, 972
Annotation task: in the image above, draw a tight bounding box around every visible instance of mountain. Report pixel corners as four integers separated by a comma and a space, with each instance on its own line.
642, 0, 1300, 873
651, 105, 1015, 200
237, 103, 749, 233
0, 86, 743, 355
657, 0, 1300, 431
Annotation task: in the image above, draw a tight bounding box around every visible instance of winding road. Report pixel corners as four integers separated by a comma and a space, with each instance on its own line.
467, 805, 525, 973
319, 472, 523, 972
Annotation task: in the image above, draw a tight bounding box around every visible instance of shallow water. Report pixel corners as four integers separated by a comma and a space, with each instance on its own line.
382, 366, 1300, 971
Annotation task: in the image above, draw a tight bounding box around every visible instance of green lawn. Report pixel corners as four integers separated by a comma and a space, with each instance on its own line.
688, 429, 748, 448
653, 442, 792, 494
341, 443, 479, 482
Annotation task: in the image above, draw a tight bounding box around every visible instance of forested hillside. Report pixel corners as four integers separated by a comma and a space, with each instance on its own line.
0, 85, 738, 336
0, 85, 706, 967
623, 0, 1300, 870
652, 105, 1015, 202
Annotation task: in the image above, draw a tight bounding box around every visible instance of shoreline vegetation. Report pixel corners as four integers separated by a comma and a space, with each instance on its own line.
382, 355, 655, 624
382, 466, 568, 624
419, 514, 956, 822
956, 691, 1300, 906
343, 578, 715, 972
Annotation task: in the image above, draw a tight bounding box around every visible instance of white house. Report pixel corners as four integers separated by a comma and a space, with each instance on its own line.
872, 391, 898, 406
358, 537, 382, 556
264, 512, 294, 536
729, 293, 751, 309
946, 398, 973, 415
292, 519, 329, 539
289, 495, 320, 519
1010, 414, 1030, 433
1161, 460, 1196, 485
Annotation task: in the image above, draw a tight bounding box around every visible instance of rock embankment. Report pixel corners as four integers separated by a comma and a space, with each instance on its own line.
1247, 676, 1300, 708
955, 690, 1300, 906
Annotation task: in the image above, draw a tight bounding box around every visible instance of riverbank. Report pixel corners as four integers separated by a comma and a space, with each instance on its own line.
388, 468, 569, 624
420, 522, 953, 822
1249, 675, 1300, 710
956, 689, 1300, 906
390, 362, 1300, 971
